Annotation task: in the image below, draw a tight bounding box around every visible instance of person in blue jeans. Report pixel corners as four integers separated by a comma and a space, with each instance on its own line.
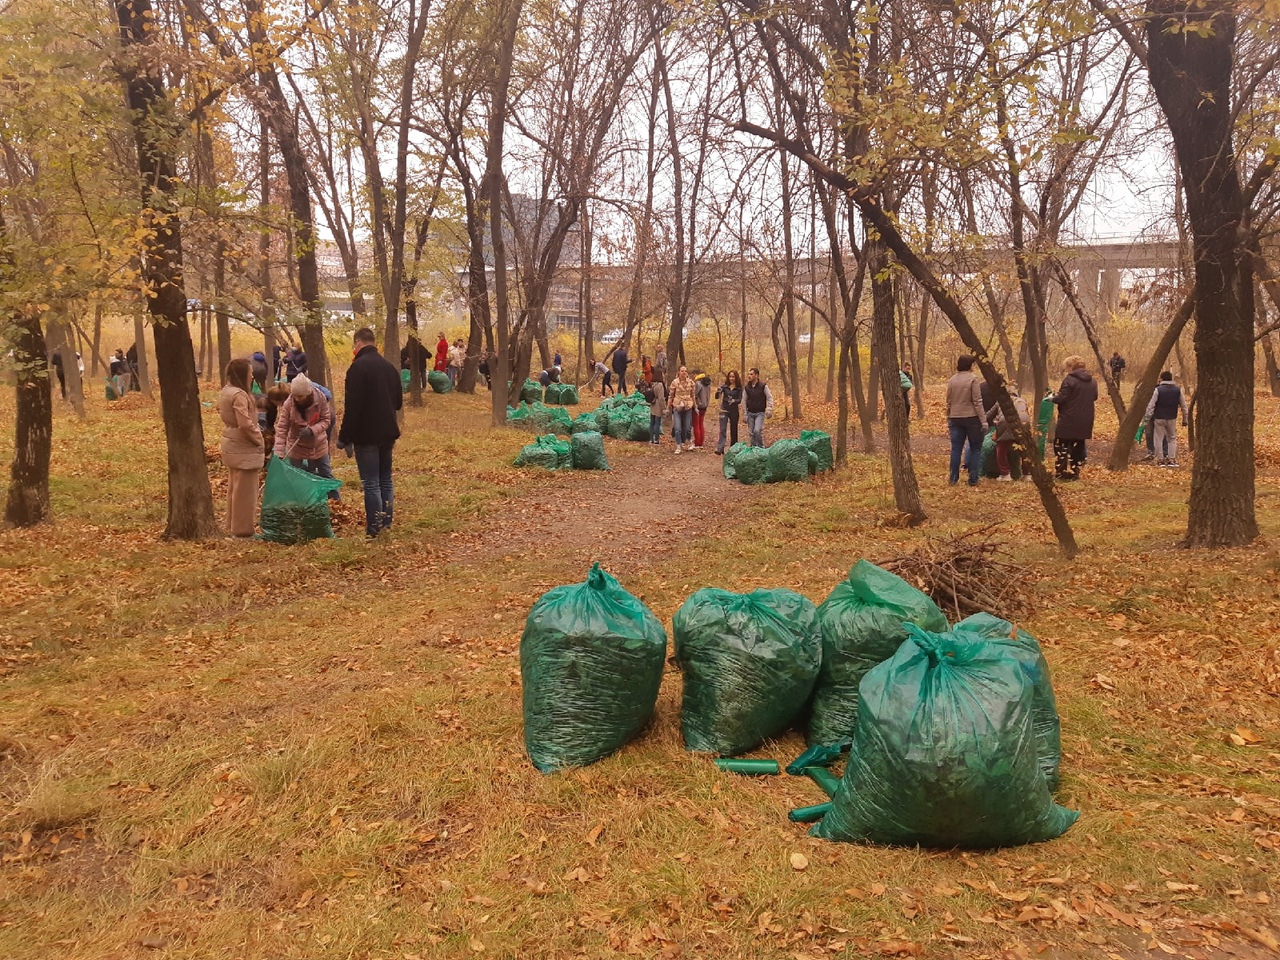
337, 327, 403, 537
944, 354, 986, 486
742, 368, 774, 447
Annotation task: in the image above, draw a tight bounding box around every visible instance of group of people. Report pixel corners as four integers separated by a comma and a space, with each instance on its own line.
217, 328, 403, 540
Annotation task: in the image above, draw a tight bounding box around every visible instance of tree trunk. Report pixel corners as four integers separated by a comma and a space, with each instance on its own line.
869, 238, 925, 522
116, 0, 218, 540
90, 303, 103, 376
835, 339, 850, 466
1147, 1, 1257, 547
3, 296, 53, 527
133, 310, 153, 396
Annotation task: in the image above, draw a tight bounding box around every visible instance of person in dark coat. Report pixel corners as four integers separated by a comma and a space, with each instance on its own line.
338, 328, 403, 537
1052, 356, 1098, 481
611, 346, 629, 395
51, 349, 66, 399
400, 337, 431, 388
284, 347, 308, 382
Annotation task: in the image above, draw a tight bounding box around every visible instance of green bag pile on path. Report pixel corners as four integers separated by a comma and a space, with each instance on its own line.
813, 624, 1078, 848
722, 441, 749, 480
521, 563, 667, 772
260, 456, 343, 544
766, 439, 810, 482
520, 379, 543, 404
734, 446, 770, 484
673, 587, 822, 756
955, 613, 1062, 790
570, 431, 610, 471
570, 412, 599, 434
801, 430, 834, 473
544, 382, 566, 404
514, 434, 571, 470
808, 560, 948, 747
428, 370, 453, 394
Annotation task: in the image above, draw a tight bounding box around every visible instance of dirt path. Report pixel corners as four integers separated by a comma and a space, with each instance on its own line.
440, 439, 756, 573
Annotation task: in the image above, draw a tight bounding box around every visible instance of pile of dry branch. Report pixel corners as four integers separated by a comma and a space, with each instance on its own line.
878, 525, 1033, 622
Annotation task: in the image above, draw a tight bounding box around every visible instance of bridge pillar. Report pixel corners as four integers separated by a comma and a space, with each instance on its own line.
1076, 265, 1100, 316
1101, 268, 1122, 315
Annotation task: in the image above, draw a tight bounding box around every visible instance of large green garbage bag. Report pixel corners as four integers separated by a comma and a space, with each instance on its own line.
570, 412, 599, 434
592, 407, 611, 434
604, 407, 631, 440
544, 382, 565, 404
521, 563, 667, 772
570, 431, 609, 471
514, 434, 571, 469
801, 430, 834, 473
808, 560, 948, 747
506, 401, 531, 425
520, 379, 543, 404
980, 427, 999, 478
673, 587, 822, 756
546, 405, 574, 435
767, 439, 810, 482
734, 446, 770, 485
259, 455, 343, 544
515, 402, 572, 434
400, 368, 412, 393
955, 613, 1062, 791
1037, 394, 1054, 458
625, 407, 650, 442
428, 370, 452, 394
723, 441, 749, 480
560, 384, 580, 405
813, 624, 1078, 848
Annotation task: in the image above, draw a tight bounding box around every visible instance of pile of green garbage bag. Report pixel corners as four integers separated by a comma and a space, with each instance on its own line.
521, 563, 667, 771
808, 560, 947, 747
724, 438, 820, 484
519, 379, 543, 404
428, 370, 452, 394
813, 623, 1078, 848
767, 439, 810, 482
513, 434, 571, 470
801, 430, 834, 473
544, 383, 580, 405
259, 456, 343, 544
673, 587, 821, 756
570, 431, 610, 471
733, 446, 770, 484
570, 412, 599, 434
507, 401, 574, 434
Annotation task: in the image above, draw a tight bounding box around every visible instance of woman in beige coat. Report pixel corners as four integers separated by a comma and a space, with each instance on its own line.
217, 358, 265, 537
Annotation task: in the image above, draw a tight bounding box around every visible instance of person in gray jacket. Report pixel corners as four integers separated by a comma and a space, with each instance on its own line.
945, 355, 985, 486
646, 378, 666, 445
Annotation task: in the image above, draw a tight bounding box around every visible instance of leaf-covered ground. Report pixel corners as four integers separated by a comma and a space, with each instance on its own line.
1, 384, 1278, 960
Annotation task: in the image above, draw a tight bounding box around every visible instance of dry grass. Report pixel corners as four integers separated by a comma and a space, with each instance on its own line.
1, 381, 1278, 959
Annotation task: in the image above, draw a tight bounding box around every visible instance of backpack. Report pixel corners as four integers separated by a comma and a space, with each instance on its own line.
638, 381, 656, 403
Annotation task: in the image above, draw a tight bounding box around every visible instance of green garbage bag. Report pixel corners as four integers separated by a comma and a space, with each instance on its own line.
980, 427, 999, 478
1037, 393, 1054, 458
545, 382, 565, 404
592, 407, 611, 434
259, 455, 343, 544
1134, 421, 1146, 443
514, 434, 571, 469
801, 430, 834, 473
560, 384, 580, 405
808, 451, 819, 476
723, 441, 749, 480
570, 431, 609, 471
506, 401, 532, 425
734, 446, 770, 484
400, 368, 412, 393
955, 613, 1062, 791
766, 439, 810, 482
673, 587, 822, 756
428, 370, 452, 394
625, 407, 650, 442
520, 379, 543, 404
813, 624, 1078, 848
521, 563, 667, 772
808, 560, 948, 747
570, 412, 599, 434
605, 408, 631, 440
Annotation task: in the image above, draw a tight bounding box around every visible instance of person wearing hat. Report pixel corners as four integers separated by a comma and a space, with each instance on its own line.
273, 373, 334, 483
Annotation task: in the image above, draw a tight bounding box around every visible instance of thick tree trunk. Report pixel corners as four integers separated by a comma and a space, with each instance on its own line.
133, 311, 153, 396
4, 309, 53, 527
1148, 1, 1257, 547
869, 238, 925, 522
116, 0, 218, 540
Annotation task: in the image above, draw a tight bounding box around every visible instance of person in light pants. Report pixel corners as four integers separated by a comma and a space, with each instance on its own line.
1143, 370, 1189, 467
742, 368, 774, 447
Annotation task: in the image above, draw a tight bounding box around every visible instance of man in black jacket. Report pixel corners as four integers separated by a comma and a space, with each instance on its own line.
338, 328, 403, 537
611, 346, 629, 395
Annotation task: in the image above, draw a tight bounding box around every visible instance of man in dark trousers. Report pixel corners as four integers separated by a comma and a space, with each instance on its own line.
1109, 351, 1126, 387
338, 328, 403, 537
611, 345, 630, 395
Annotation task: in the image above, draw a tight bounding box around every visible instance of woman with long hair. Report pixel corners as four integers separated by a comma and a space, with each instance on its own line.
217, 358, 265, 537
714, 370, 743, 454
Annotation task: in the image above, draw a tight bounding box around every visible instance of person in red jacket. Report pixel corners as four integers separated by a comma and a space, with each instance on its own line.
434, 332, 449, 373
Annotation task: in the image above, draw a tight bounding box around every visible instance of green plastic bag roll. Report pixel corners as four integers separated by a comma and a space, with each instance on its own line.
520, 563, 667, 772
427, 370, 452, 394
766, 439, 810, 482
955, 613, 1062, 791
800, 430, 833, 473
570, 431, 609, 471
813, 624, 1078, 848
807, 560, 947, 747
259, 455, 343, 544
674, 587, 821, 756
